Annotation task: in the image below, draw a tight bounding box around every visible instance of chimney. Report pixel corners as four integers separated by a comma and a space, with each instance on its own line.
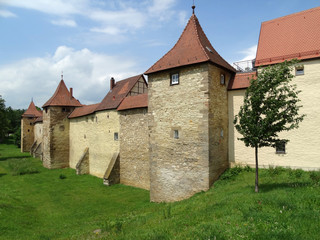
110, 77, 115, 90
70, 88, 73, 99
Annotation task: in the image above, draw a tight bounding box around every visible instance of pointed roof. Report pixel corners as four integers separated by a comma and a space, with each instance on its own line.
42, 80, 82, 108
255, 6, 320, 66
95, 74, 144, 112
145, 14, 235, 74
22, 101, 42, 118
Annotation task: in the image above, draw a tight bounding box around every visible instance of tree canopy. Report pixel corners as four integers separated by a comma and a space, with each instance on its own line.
234, 60, 305, 192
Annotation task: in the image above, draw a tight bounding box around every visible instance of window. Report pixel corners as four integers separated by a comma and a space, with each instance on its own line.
295, 66, 304, 76
276, 141, 286, 154
220, 74, 225, 85
114, 132, 119, 141
174, 130, 179, 139
62, 107, 71, 113
170, 73, 179, 85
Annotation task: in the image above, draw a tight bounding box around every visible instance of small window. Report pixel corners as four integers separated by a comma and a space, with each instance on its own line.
220, 74, 225, 85
276, 141, 286, 154
174, 130, 179, 139
295, 66, 304, 76
114, 132, 119, 141
62, 108, 70, 112
171, 73, 179, 85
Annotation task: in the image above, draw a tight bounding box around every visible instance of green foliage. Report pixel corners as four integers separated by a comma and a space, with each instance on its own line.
1, 143, 320, 239
220, 165, 253, 181
0, 95, 9, 142
59, 174, 67, 179
234, 60, 305, 149
268, 166, 286, 176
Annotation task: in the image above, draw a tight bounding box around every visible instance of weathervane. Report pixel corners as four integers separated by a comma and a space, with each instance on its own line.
61, 71, 63, 80
192, 0, 196, 14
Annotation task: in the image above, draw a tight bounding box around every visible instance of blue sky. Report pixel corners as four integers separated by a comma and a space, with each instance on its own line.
0, 0, 319, 109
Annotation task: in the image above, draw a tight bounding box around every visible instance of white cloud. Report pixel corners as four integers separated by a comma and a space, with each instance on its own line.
91, 26, 125, 36
239, 45, 257, 61
0, 10, 17, 18
0, 46, 141, 109
51, 19, 77, 27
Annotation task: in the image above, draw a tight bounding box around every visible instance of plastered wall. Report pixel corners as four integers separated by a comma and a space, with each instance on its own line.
69, 110, 120, 178
34, 122, 43, 144
228, 59, 320, 170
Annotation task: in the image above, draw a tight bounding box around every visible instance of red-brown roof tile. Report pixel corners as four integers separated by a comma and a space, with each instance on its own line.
117, 94, 148, 111
42, 80, 82, 108
145, 14, 235, 74
256, 6, 320, 66
22, 101, 42, 118
228, 71, 257, 90
95, 74, 144, 112
33, 116, 43, 124
68, 103, 100, 119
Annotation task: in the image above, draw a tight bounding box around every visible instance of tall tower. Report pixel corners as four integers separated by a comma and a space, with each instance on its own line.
42, 79, 82, 169
21, 101, 42, 152
145, 10, 236, 202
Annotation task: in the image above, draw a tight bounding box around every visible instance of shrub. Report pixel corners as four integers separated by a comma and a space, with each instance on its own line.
7, 158, 39, 176
268, 166, 286, 176
220, 166, 244, 180
310, 171, 320, 183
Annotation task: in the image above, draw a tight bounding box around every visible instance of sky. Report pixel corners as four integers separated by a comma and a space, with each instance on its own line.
0, 0, 319, 109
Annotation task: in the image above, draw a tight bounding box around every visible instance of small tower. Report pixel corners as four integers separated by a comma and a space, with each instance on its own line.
42, 78, 81, 169
21, 101, 42, 152
145, 9, 236, 202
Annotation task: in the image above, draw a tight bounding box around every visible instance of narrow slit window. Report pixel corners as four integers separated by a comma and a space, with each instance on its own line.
114, 132, 119, 141
174, 130, 179, 139
171, 73, 179, 85
220, 74, 225, 85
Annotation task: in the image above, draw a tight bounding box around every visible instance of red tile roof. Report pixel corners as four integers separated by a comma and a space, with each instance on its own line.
22, 101, 42, 118
145, 14, 235, 74
68, 103, 100, 119
42, 80, 82, 108
117, 94, 148, 111
256, 6, 320, 66
95, 74, 143, 112
228, 71, 257, 90
33, 116, 43, 124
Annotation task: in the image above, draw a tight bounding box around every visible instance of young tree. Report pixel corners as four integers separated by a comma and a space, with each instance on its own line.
234, 60, 305, 192
0, 95, 9, 142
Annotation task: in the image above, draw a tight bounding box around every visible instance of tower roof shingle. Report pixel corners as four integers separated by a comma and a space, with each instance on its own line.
42, 80, 82, 108
22, 101, 42, 118
145, 14, 235, 74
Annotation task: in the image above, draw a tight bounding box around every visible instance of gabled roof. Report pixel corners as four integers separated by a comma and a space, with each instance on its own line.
145, 14, 235, 74
95, 74, 144, 112
255, 6, 320, 66
22, 101, 42, 118
117, 94, 148, 111
42, 80, 82, 108
228, 71, 257, 90
68, 103, 100, 119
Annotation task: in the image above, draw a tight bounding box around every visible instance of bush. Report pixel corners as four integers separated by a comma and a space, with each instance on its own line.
7, 158, 39, 176
220, 166, 244, 180
268, 166, 286, 176
310, 171, 320, 183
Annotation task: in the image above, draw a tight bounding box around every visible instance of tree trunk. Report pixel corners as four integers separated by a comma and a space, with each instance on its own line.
255, 145, 259, 193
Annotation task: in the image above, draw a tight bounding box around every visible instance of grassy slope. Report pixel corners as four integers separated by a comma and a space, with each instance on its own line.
0, 141, 319, 240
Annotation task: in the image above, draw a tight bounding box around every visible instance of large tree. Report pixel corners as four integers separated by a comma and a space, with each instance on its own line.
234, 60, 305, 192
0, 95, 9, 142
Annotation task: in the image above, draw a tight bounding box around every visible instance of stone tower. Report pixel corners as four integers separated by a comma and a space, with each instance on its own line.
42, 79, 82, 169
21, 101, 42, 152
145, 12, 236, 202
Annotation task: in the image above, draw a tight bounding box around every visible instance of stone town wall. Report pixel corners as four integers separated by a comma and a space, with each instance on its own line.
34, 122, 43, 144
42, 107, 72, 169
208, 64, 231, 185
228, 59, 320, 170
69, 110, 120, 178
119, 108, 150, 190
148, 63, 211, 202
21, 117, 34, 152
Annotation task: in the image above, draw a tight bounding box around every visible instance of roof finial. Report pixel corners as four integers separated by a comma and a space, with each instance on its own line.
192, 0, 195, 14
61, 71, 63, 80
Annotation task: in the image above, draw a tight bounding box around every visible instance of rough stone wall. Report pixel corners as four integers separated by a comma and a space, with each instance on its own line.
42, 107, 73, 169
148, 63, 210, 202
69, 110, 120, 178
21, 117, 35, 152
208, 64, 231, 185
228, 59, 320, 170
34, 122, 43, 144
119, 108, 150, 190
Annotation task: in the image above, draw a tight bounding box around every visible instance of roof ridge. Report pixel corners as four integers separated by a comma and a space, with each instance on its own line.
263, 6, 320, 25
192, 14, 210, 61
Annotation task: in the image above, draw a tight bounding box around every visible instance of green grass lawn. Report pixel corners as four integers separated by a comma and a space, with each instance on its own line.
0, 140, 320, 240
